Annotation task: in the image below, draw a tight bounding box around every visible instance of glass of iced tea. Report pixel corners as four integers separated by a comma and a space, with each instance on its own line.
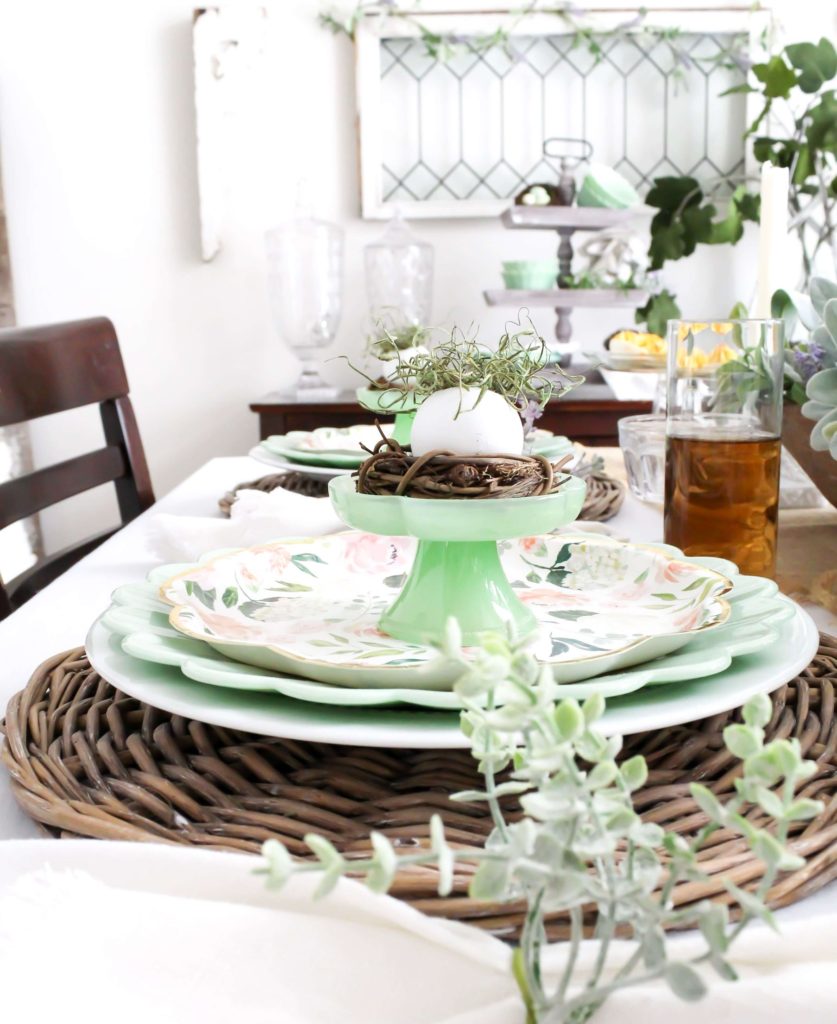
664, 319, 784, 577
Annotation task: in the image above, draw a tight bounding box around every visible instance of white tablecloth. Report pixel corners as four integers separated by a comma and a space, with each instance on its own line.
2, 839, 836, 1024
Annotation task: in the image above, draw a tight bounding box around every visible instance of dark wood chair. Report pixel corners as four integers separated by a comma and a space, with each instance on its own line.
0, 317, 154, 618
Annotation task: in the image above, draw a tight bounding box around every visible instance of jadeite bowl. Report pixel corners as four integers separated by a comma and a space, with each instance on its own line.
501, 260, 559, 290
356, 387, 422, 446
577, 164, 639, 209
330, 473, 586, 542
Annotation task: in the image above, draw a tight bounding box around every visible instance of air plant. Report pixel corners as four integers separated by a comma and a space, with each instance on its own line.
348, 313, 583, 457
384, 314, 583, 412
379, 314, 584, 457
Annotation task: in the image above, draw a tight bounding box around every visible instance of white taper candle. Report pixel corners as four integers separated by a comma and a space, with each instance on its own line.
754, 162, 790, 319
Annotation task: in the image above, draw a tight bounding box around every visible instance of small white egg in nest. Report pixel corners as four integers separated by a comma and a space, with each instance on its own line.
411, 387, 524, 457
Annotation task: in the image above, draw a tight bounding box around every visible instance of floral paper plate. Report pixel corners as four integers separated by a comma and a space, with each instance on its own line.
153, 534, 733, 690
101, 568, 790, 709
262, 425, 391, 469
284, 424, 391, 454
85, 596, 818, 746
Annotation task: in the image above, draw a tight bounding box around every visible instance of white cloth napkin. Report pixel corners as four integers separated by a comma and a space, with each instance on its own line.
148, 486, 345, 562
1, 840, 835, 1024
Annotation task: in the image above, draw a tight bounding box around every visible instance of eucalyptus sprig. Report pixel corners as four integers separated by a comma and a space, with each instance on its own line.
259, 624, 822, 1024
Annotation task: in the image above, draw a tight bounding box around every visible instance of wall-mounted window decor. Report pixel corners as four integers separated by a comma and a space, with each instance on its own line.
355, 6, 770, 219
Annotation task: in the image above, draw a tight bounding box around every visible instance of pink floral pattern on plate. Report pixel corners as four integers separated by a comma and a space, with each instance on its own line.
160, 533, 731, 672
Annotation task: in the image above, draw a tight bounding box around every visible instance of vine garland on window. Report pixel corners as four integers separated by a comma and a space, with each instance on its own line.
318, 1, 753, 77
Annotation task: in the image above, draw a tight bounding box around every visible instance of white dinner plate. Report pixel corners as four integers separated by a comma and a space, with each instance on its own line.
86, 600, 818, 748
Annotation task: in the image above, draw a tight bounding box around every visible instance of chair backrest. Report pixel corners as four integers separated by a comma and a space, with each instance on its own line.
0, 317, 154, 615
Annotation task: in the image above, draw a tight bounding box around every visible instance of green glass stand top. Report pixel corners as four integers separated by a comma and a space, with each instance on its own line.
356, 387, 422, 446
329, 474, 586, 646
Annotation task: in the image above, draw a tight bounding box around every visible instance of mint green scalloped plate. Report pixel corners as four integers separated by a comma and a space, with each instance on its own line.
85, 598, 818, 746
99, 562, 790, 709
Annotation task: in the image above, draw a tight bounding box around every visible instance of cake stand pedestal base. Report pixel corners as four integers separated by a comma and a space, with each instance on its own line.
379, 539, 537, 646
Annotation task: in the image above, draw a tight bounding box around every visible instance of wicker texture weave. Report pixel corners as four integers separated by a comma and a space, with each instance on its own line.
2, 638, 836, 940
576, 472, 624, 522
219, 472, 329, 514
356, 442, 570, 499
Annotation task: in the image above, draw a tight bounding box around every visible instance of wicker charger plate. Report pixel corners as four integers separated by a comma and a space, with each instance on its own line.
219, 469, 624, 523
2, 637, 836, 940
219, 472, 329, 511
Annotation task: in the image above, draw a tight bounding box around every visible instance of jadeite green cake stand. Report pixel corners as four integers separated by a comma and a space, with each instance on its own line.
356, 387, 422, 446
329, 473, 587, 646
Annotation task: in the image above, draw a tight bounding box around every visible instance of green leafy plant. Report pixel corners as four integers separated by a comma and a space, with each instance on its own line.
639, 36, 837, 329
635, 289, 681, 337
259, 624, 822, 1024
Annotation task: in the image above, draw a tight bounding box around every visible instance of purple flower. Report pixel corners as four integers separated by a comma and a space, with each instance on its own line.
517, 397, 544, 436
792, 341, 826, 382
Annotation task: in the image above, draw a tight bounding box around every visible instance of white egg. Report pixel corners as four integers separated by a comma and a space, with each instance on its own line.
411, 387, 524, 457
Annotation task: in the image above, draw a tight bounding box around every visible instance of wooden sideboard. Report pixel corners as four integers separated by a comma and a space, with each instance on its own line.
250, 375, 652, 447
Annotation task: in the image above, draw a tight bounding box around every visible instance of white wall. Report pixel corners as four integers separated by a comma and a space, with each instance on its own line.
0, 0, 834, 552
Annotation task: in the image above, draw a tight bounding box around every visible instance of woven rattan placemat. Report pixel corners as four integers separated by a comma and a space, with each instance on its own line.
219, 470, 624, 523
2, 637, 835, 940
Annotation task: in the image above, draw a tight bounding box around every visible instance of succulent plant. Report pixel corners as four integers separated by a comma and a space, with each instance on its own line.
778, 277, 837, 460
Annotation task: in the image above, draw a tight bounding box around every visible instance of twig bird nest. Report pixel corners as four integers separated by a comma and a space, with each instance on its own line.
357, 436, 573, 499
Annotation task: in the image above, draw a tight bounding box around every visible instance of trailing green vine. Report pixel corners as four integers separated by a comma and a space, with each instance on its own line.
318, 1, 750, 76
260, 622, 823, 1023
352, 312, 583, 410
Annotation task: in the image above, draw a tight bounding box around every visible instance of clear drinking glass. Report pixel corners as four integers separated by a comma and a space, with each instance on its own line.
618, 414, 666, 503
664, 319, 784, 577
265, 216, 344, 395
